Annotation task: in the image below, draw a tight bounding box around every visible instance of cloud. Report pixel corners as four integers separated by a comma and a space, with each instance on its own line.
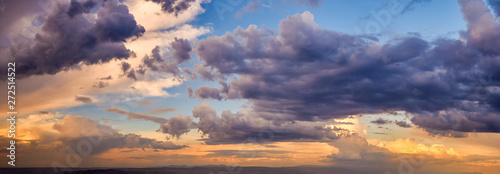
370, 118, 392, 125
170, 37, 192, 63
99, 75, 113, 80
459, 0, 500, 55
192, 85, 223, 100
125, 46, 186, 80
75, 95, 93, 104
205, 150, 289, 158
235, 0, 261, 18
324, 135, 469, 173
105, 106, 169, 124
53, 115, 186, 155
148, 106, 177, 114
187, 86, 194, 97
106, 107, 195, 139
136, 100, 155, 106
191, 8, 500, 134
67, 0, 97, 18
181, 102, 343, 144
8, 0, 145, 77
93, 81, 110, 88
382, 138, 460, 157
395, 121, 412, 128
145, 0, 196, 16
328, 134, 389, 161
158, 114, 195, 139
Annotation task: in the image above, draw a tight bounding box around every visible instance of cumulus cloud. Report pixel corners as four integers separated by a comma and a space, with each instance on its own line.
125, 45, 190, 80
158, 114, 195, 139
190, 7, 500, 134
170, 37, 192, 63
193, 85, 223, 100
53, 115, 186, 155
328, 134, 389, 161
8, 0, 145, 77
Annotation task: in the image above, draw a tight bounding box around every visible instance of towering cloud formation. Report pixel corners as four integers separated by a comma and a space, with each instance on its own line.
190, 0, 500, 134
9, 0, 144, 77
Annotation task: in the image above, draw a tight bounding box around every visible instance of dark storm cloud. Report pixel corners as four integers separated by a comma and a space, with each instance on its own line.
75, 95, 93, 104
9, 0, 144, 77
53, 115, 186, 155
170, 37, 192, 63
190, 1, 500, 134
194, 12, 445, 120
145, 0, 195, 16
67, 0, 97, 18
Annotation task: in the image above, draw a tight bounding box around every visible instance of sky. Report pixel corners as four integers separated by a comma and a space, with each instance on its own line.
0, 0, 500, 173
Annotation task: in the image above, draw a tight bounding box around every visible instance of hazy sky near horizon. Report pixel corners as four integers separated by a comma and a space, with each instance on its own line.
1, 0, 500, 173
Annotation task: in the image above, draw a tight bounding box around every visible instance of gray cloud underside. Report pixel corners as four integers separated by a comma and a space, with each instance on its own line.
5, 0, 144, 77
145, 0, 196, 16
189, 0, 500, 134
52, 115, 186, 155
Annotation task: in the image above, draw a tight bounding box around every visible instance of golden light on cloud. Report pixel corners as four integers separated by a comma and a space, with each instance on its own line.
378, 138, 460, 157
2, 0, 500, 173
